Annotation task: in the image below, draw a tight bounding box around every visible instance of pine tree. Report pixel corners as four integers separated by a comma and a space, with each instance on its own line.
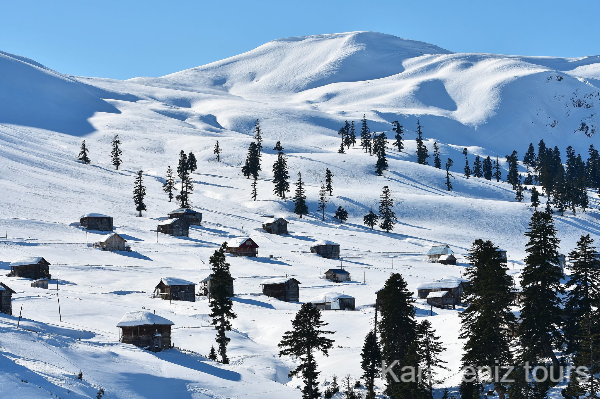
360, 114, 372, 154
273, 140, 284, 152
338, 140, 345, 154
361, 329, 381, 399
460, 239, 515, 399
176, 150, 194, 208
251, 177, 258, 201
342, 375, 360, 399
214, 140, 222, 162
325, 168, 334, 196
433, 142, 442, 169
187, 151, 197, 173
483, 156, 493, 180
278, 303, 334, 399
493, 156, 502, 182
445, 158, 454, 191
417, 320, 447, 399
587, 144, 600, 193
523, 142, 537, 171
363, 208, 379, 230
565, 311, 600, 397
209, 243, 236, 364
317, 183, 327, 221
515, 176, 524, 202
333, 206, 348, 223
463, 148, 471, 178
523, 173, 533, 185
343, 121, 353, 149
415, 120, 429, 165
78, 140, 91, 164
378, 186, 396, 233
242, 142, 261, 179
530, 186, 540, 210
208, 346, 218, 361
374, 132, 388, 175
253, 119, 263, 155
338, 122, 348, 153
133, 170, 147, 217
441, 388, 450, 399
348, 121, 357, 147
473, 155, 483, 178
163, 165, 175, 202
111, 135, 122, 170
505, 150, 519, 190
392, 121, 404, 152
293, 172, 308, 218
272, 145, 290, 199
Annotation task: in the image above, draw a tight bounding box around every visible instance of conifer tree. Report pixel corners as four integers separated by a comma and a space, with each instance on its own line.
523, 173, 533, 185
338, 122, 348, 153
565, 311, 600, 397
483, 156, 493, 180
361, 329, 381, 399
317, 183, 327, 221
272, 143, 289, 199
433, 142, 442, 169
293, 172, 308, 218
460, 239, 515, 399
273, 140, 284, 152
493, 156, 502, 182
333, 206, 348, 223
214, 140, 222, 162
530, 186, 540, 210
445, 158, 454, 191
363, 208, 379, 230
417, 320, 447, 399
462, 148, 471, 178
360, 114, 372, 154
342, 375, 360, 399
343, 121, 353, 149
209, 243, 236, 364
187, 151, 197, 173
253, 119, 263, 155
242, 142, 261, 179
473, 155, 483, 178
163, 165, 175, 202
111, 134, 122, 170
78, 140, 91, 164
338, 140, 345, 154
515, 176, 524, 202
587, 144, 600, 193
415, 120, 429, 165
378, 186, 396, 233
176, 150, 194, 208
505, 150, 519, 189
523, 142, 537, 171
348, 121, 357, 148
279, 303, 334, 399
392, 121, 404, 152
208, 346, 218, 361
325, 168, 334, 196
374, 132, 388, 175
133, 170, 146, 217
251, 178, 258, 201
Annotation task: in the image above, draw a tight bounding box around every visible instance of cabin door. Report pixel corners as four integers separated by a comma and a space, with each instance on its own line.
153, 333, 162, 351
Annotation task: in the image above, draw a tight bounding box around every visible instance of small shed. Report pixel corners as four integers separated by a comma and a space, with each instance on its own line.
497, 248, 508, 261
199, 275, 234, 299
416, 277, 467, 305
168, 208, 202, 226
94, 233, 129, 251
157, 218, 189, 237
325, 269, 351, 283
226, 238, 259, 257
427, 245, 454, 263
310, 292, 355, 311
154, 278, 196, 302
262, 218, 288, 235
8, 257, 51, 280
310, 240, 340, 259
426, 291, 455, 309
438, 254, 457, 265
117, 311, 173, 352
31, 279, 50, 289
80, 213, 113, 231
0, 282, 16, 315
261, 277, 300, 302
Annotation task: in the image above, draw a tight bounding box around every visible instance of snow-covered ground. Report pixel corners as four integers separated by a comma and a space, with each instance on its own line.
0, 31, 599, 398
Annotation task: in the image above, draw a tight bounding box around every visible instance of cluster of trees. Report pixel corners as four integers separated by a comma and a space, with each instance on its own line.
77, 135, 123, 169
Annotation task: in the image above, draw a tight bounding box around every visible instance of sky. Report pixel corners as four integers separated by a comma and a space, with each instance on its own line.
1, 0, 599, 80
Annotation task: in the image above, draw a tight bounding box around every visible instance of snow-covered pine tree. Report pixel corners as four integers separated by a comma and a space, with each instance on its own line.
242, 142, 261, 179
78, 140, 91, 164
176, 151, 194, 208
133, 170, 146, 217
333, 206, 348, 223
253, 119, 263, 155
392, 121, 404, 152
293, 172, 308, 218
415, 120, 429, 165
214, 140, 222, 162
463, 148, 471, 179
325, 168, 334, 196
338, 123, 348, 153
187, 151, 197, 173
417, 320, 447, 399
208, 346, 218, 361
348, 121, 357, 147
483, 156, 493, 180
343, 121, 353, 149
272, 143, 289, 199
530, 186, 540, 210
251, 178, 258, 201
360, 114, 372, 154
317, 183, 327, 221
374, 132, 388, 175
433, 142, 442, 169
515, 176, 524, 202
473, 155, 483, 178
493, 156, 502, 182
209, 243, 236, 364
378, 186, 396, 233
273, 140, 284, 152
278, 303, 334, 399
523, 142, 537, 171
445, 158, 454, 191
163, 165, 175, 202
587, 144, 600, 193
111, 134, 122, 170
505, 150, 519, 189
360, 329, 381, 399
363, 208, 379, 230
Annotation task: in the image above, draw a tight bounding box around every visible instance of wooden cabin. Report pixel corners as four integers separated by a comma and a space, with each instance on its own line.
31, 279, 49, 289
426, 291, 455, 309
416, 277, 468, 305
117, 311, 173, 352
80, 213, 113, 231
226, 238, 259, 257
0, 282, 16, 315
310, 240, 340, 259
8, 257, 51, 280
157, 218, 189, 237
426, 245, 454, 263
438, 254, 457, 265
261, 277, 300, 302
94, 233, 129, 251
310, 292, 355, 311
199, 275, 234, 299
325, 269, 351, 283
168, 208, 202, 226
262, 218, 288, 235
154, 278, 196, 302
497, 248, 508, 261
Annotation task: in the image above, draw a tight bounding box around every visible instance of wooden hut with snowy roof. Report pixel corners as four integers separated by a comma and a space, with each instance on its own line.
497, 248, 508, 261
154, 278, 196, 302
426, 244, 454, 263
416, 277, 468, 305
310, 240, 340, 259
226, 237, 259, 257
0, 282, 16, 315
117, 311, 173, 352
93, 233, 129, 251
8, 257, 51, 280
262, 218, 288, 235
426, 290, 455, 309
168, 208, 202, 226
157, 218, 189, 237
80, 213, 113, 231
199, 275, 234, 299
261, 277, 300, 302
310, 292, 355, 311
325, 268, 351, 283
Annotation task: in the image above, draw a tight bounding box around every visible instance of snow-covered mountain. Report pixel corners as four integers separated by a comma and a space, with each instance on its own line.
0, 31, 599, 398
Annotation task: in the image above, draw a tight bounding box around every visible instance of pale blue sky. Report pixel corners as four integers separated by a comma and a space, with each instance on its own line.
1, 0, 598, 80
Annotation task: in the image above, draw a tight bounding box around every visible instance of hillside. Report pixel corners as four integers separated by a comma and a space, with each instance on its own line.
0, 32, 599, 398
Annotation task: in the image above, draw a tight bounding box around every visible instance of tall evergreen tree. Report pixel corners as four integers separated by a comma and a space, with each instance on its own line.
78, 140, 91, 164
209, 243, 236, 364
374, 132, 388, 175
445, 158, 454, 191
111, 135, 122, 170
505, 150, 519, 190
242, 142, 261, 180
587, 144, 600, 193
317, 183, 327, 221
473, 155, 483, 178
253, 119, 263, 155
133, 170, 147, 217
415, 120, 429, 165
273, 140, 284, 152
530, 186, 540, 210
493, 156, 502, 182
293, 172, 308, 218
378, 186, 396, 233
433, 142, 442, 169
338, 122, 348, 152
343, 121, 353, 149
272, 143, 290, 199
325, 168, 334, 196
523, 142, 537, 171
333, 206, 348, 223
463, 148, 471, 178
363, 208, 379, 230
187, 151, 197, 173
360, 114, 372, 155
251, 177, 258, 201
176, 150, 194, 208
348, 121, 357, 148
214, 140, 222, 162
417, 320, 447, 399
515, 176, 524, 202
361, 329, 380, 399
163, 165, 175, 202
392, 121, 404, 152
279, 303, 334, 399
565, 311, 600, 397
483, 156, 493, 180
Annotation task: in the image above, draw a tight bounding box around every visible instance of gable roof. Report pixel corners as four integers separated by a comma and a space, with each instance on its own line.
326, 269, 350, 275
169, 208, 200, 215
427, 245, 453, 256
228, 237, 258, 248
158, 218, 184, 226
0, 282, 16, 294
81, 213, 111, 219
9, 257, 47, 267
159, 277, 195, 286
261, 277, 300, 285
416, 277, 467, 290
99, 233, 126, 242
263, 217, 287, 224
309, 292, 354, 303
116, 311, 174, 327
427, 291, 453, 298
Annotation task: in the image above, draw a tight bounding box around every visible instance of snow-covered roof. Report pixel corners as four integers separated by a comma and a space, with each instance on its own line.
309, 292, 354, 303
158, 218, 182, 226
100, 233, 126, 242
427, 245, 453, 256
229, 237, 256, 247
416, 277, 466, 290
9, 257, 46, 267
263, 217, 287, 224
0, 283, 15, 293
169, 208, 200, 214
200, 275, 212, 283
427, 291, 452, 298
326, 268, 350, 275
261, 277, 300, 285
116, 311, 174, 327
312, 240, 338, 247
80, 213, 111, 219
160, 277, 195, 286
438, 254, 456, 261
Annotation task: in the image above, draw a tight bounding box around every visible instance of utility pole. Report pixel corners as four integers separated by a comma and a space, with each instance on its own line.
56, 277, 62, 322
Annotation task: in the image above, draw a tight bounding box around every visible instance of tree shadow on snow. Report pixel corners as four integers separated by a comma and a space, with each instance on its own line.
232, 297, 275, 309
153, 349, 242, 382
113, 251, 152, 261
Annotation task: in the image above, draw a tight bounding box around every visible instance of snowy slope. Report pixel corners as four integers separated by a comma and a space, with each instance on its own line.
0, 32, 599, 398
